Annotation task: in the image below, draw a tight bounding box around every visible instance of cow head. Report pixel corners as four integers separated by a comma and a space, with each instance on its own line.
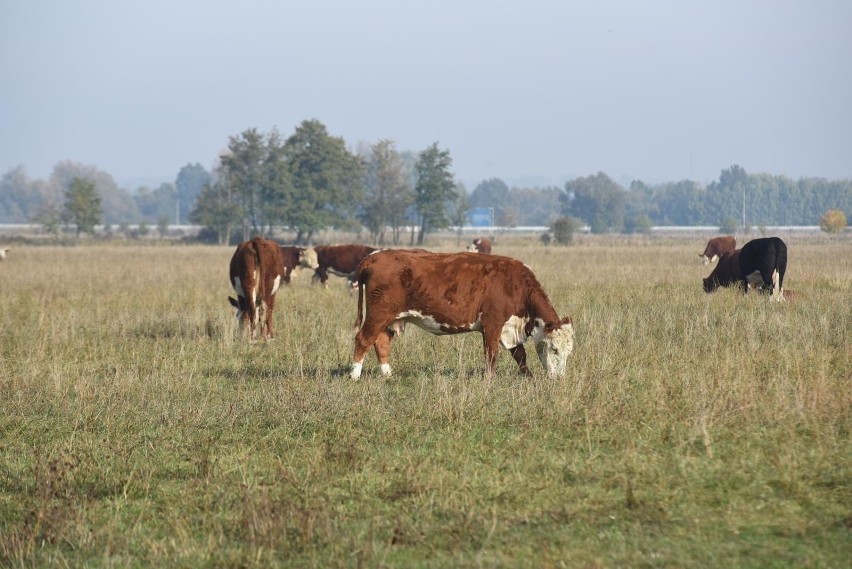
298, 247, 319, 270
703, 277, 719, 293
533, 317, 575, 377
466, 243, 478, 253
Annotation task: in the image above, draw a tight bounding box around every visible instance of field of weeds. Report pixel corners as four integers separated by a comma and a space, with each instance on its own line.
0, 236, 849, 567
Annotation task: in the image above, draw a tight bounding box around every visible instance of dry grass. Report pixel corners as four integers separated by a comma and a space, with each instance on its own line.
0, 236, 850, 567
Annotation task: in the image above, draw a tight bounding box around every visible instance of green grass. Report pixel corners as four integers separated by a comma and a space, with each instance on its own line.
0, 237, 850, 567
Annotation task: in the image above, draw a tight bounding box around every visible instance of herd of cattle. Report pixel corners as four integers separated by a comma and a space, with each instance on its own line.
227, 233, 789, 379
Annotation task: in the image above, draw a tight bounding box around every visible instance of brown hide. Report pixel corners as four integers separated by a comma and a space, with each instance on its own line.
703, 250, 742, 292
228, 237, 284, 340
352, 250, 572, 376
313, 244, 377, 285
467, 237, 492, 254
700, 236, 736, 263
279, 246, 311, 283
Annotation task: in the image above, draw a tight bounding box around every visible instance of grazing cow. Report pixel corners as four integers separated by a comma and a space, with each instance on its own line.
279, 246, 319, 283
312, 244, 377, 287
228, 237, 285, 340
703, 237, 787, 300
702, 250, 742, 292
0, 248, 8, 261
699, 236, 736, 265
350, 250, 574, 379
466, 237, 492, 254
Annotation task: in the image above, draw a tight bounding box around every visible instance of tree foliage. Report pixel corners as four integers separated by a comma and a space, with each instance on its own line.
175, 163, 210, 224
819, 209, 847, 234
64, 177, 103, 236
283, 120, 364, 244
414, 143, 457, 245
359, 139, 413, 245
561, 172, 625, 233
189, 178, 237, 245
550, 216, 582, 245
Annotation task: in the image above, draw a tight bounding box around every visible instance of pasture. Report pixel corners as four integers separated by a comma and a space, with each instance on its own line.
0, 237, 850, 567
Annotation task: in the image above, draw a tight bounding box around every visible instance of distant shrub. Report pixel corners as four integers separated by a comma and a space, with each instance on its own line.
625, 214, 653, 234
551, 216, 581, 245
819, 209, 847, 234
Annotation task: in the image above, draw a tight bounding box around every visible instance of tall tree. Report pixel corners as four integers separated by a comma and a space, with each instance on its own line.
283, 119, 363, 244
560, 172, 626, 233
360, 139, 413, 245
134, 182, 177, 223
175, 163, 210, 224
189, 177, 238, 245
219, 128, 273, 239
414, 142, 457, 245
50, 161, 138, 224
64, 177, 103, 236
469, 178, 511, 218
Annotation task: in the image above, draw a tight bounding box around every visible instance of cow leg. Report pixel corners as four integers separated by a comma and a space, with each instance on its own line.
509, 345, 532, 376
373, 330, 393, 376
264, 297, 276, 339
481, 331, 501, 377
351, 321, 387, 379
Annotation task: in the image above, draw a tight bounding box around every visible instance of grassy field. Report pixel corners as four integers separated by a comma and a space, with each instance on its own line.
0, 236, 850, 567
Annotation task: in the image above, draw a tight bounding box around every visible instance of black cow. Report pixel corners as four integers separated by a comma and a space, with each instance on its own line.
704, 237, 787, 300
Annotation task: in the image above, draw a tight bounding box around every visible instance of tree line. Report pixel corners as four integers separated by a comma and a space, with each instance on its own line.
2, 121, 850, 241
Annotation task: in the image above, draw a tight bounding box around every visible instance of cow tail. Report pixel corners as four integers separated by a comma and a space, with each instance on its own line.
353, 267, 367, 332
248, 238, 264, 334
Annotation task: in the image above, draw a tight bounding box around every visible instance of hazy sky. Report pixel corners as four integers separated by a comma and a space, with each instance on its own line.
2, 0, 850, 189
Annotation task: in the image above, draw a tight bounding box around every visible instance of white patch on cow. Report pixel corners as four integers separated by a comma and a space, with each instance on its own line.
232, 277, 246, 322
396, 310, 444, 334
350, 361, 363, 379
271, 274, 281, 296
535, 321, 575, 377
466, 244, 477, 252
394, 310, 478, 335
710, 254, 719, 264
499, 315, 530, 349
530, 318, 547, 343
328, 267, 352, 278
771, 268, 783, 301
380, 363, 392, 376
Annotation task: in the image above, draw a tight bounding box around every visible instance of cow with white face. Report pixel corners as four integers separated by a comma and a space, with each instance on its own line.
279, 245, 319, 283
351, 250, 574, 378
0, 248, 9, 261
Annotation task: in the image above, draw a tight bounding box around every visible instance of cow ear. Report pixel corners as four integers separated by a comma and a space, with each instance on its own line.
560, 316, 573, 326
228, 296, 239, 307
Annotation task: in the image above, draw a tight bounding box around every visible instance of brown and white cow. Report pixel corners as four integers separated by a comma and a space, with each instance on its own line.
279, 245, 319, 284
351, 250, 574, 379
228, 237, 285, 340
703, 237, 787, 301
0, 248, 9, 261
699, 235, 736, 265
312, 244, 377, 287
466, 237, 492, 254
